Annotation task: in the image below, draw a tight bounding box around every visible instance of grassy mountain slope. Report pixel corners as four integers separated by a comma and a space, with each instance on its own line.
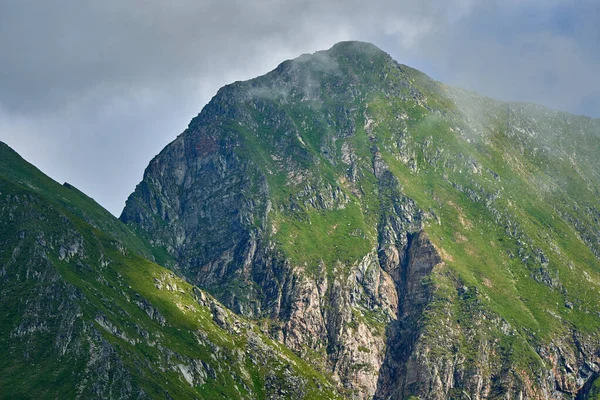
0, 142, 340, 399
122, 42, 600, 399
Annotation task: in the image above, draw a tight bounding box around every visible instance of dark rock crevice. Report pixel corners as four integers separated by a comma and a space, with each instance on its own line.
374, 230, 441, 400
576, 370, 599, 400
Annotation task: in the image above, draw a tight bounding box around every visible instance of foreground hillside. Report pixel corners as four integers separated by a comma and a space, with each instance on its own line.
0, 141, 340, 399
122, 41, 600, 399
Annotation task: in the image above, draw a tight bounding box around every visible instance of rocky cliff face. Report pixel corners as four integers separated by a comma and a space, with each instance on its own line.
0, 142, 340, 399
121, 42, 434, 396
122, 41, 600, 399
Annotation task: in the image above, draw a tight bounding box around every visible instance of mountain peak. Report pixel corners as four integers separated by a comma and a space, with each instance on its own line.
326, 40, 389, 57
121, 41, 600, 399
267, 40, 394, 82
300, 40, 393, 71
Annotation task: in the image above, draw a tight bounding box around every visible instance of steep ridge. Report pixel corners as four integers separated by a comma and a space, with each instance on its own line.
122, 41, 600, 399
0, 142, 340, 399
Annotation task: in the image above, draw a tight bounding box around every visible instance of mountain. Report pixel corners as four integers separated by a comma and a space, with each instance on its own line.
2, 41, 600, 400
121, 41, 600, 399
0, 141, 340, 399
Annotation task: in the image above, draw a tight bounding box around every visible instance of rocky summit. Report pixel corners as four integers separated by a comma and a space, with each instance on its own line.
2, 41, 600, 399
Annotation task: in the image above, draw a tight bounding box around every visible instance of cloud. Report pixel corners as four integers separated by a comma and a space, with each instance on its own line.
411, 0, 600, 116
0, 0, 469, 115
0, 0, 597, 215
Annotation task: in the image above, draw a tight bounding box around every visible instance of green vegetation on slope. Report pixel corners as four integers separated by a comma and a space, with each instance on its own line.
0, 141, 341, 399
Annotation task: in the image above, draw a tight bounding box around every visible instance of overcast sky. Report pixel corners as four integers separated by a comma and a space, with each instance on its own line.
1, 0, 598, 216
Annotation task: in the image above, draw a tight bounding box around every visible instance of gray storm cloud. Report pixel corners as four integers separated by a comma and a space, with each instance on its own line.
0, 0, 598, 215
